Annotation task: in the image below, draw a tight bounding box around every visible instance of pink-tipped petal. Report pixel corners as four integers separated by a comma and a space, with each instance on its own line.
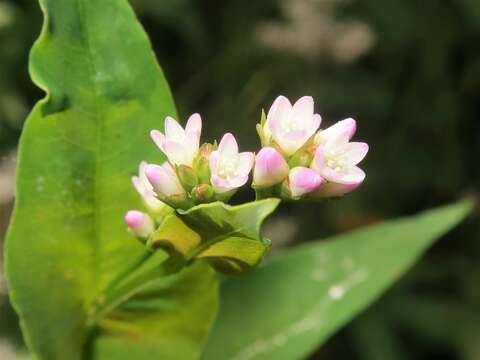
125, 210, 154, 238
145, 163, 184, 197
321, 118, 357, 141
289, 167, 322, 198
253, 147, 289, 187
218, 133, 239, 157
210, 174, 233, 193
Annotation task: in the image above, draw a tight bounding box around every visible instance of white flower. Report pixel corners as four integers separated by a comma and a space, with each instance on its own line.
132, 161, 165, 212
265, 95, 321, 155
312, 118, 368, 197
210, 133, 254, 193
150, 113, 202, 166
145, 162, 186, 197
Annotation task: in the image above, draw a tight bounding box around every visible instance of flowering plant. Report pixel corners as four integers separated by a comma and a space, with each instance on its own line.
124, 95, 368, 275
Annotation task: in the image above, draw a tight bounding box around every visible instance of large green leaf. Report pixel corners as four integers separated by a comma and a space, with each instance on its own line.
5, 0, 218, 359
203, 199, 473, 360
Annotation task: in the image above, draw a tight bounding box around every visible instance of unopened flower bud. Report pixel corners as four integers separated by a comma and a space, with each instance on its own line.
287, 148, 314, 168
177, 164, 198, 192
191, 184, 214, 203
253, 147, 289, 188
288, 167, 322, 198
145, 162, 186, 198
193, 143, 213, 184
125, 210, 154, 239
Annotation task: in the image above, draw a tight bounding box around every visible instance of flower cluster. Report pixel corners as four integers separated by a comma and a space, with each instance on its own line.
125, 95, 368, 239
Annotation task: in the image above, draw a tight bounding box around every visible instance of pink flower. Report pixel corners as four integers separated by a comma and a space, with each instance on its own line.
253, 147, 289, 188
145, 162, 186, 198
265, 96, 322, 156
312, 119, 368, 197
210, 133, 254, 193
131, 161, 165, 212
125, 210, 154, 238
150, 113, 202, 166
288, 167, 322, 198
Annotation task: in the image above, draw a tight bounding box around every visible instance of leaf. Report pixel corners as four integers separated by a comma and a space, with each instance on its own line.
148, 199, 280, 273
5, 0, 218, 359
92, 259, 218, 360
203, 199, 473, 360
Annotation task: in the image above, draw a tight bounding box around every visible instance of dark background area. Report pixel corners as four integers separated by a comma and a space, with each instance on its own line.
0, 0, 479, 358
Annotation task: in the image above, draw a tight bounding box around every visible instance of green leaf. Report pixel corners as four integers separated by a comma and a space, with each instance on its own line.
203, 199, 473, 360
5, 0, 217, 359
92, 259, 218, 360
148, 199, 280, 273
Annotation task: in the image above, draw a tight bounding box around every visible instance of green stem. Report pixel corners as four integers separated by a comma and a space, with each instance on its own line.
87, 256, 184, 326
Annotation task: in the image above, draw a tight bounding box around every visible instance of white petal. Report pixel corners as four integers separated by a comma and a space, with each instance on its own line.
321, 118, 357, 142
150, 130, 166, 152
163, 141, 190, 165
292, 96, 314, 123
218, 133, 238, 157
165, 116, 185, 142
334, 166, 366, 184
236, 152, 255, 175
185, 113, 202, 135
342, 142, 369, 166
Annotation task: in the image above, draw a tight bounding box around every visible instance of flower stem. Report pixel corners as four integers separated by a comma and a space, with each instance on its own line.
87, 256, 184, 326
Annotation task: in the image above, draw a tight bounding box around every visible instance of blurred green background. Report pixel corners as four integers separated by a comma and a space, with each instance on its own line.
0, 0, 479, 358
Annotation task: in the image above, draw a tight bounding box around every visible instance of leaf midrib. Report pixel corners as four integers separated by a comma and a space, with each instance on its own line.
76, 0, 104, 300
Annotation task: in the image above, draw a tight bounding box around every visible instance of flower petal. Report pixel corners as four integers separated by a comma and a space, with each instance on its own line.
289, 167, 322, 198
342, 142, 369, 166
209, 151, 219, 173
292, 96, 314, 121
321, 118, 357, 142
163, 140, 190, 165
253, 147, 289, 187
218, 133, 239, 157
334, 166, 366, 184
150, 129, 166, 152
211, 174, 233, 193
185, 113, 202, 135
236, 152, 255, 175
165, 116, 185, 141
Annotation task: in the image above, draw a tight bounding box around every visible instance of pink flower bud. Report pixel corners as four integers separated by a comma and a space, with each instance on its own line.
125, 210, 154, 238
253, 147, 289, 188
131, 161, 166, 213
288, 166, 322, 198
145, 162, 185, 197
